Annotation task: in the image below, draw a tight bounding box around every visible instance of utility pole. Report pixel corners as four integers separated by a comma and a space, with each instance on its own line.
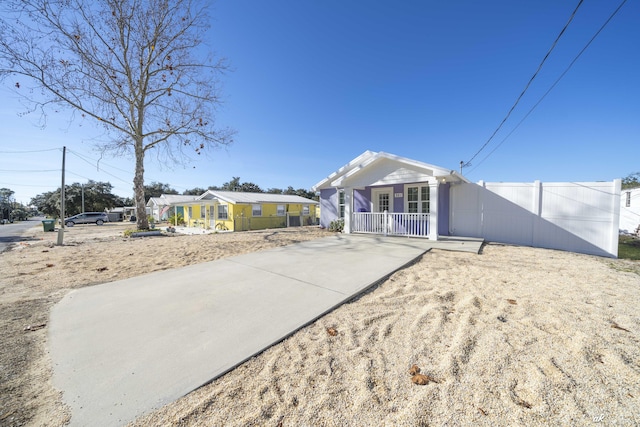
57, 146, 66, 245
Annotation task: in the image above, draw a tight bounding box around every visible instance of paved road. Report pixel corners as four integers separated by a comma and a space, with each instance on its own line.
0, 217, 45, 252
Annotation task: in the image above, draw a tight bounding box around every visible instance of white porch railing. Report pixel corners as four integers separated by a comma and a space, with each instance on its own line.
352, 212, 430, 237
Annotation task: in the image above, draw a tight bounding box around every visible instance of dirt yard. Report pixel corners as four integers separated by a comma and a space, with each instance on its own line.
1, 222, 639, 426
0, 222, 329, 427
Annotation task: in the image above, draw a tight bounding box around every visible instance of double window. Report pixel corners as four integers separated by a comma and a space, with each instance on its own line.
406, 185, 430, 213
218, 205, 228, 220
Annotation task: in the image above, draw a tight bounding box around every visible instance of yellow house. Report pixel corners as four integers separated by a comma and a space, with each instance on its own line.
171, 190, 319, 232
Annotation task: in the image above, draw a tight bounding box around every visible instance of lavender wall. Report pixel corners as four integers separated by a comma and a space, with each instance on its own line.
354, 188, 371, 212
438, 183, 450, 236
319, 188, 338, 228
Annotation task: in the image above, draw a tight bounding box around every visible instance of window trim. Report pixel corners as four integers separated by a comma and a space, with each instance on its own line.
338, 190, 345, 218
217, 204, 228, 220
404, 184, 430, 214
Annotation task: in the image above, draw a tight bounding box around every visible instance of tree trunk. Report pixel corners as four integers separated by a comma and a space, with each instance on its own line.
133, 138, 149, 230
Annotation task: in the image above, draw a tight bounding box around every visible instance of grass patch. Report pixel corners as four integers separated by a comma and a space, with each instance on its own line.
618, 235, 640, 260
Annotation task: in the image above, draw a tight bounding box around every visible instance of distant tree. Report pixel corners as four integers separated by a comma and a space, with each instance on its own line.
0, 188, 15, 220
266, 188, 283, 194
622, 172, 640, 189
30, 192, 59, 217
183, 187, 207, 196
144, 182, 178, 200
220, 177, 241, 192
118, 196, 135, 206
0, 0, 234, 230
283, 186, 316, 200
64, 181, 121, 214
30, 181, 121, 216
239, 182, 263, 193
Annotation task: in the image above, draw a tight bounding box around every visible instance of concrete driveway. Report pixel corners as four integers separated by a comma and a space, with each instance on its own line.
49, 234, 482, 426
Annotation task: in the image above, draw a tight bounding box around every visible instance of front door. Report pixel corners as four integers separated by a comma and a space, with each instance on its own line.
371, 187, 393, 234
372, 187, 393, 213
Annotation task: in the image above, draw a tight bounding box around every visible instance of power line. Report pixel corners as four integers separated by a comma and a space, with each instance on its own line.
66, 149, 132, 185
467, 0, 629, 175
0, 148, 62, 154
0, 169, 60, 172
462, 0, 585, 169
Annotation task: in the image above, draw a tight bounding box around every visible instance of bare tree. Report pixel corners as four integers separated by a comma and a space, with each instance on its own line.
0, 0, 234, 229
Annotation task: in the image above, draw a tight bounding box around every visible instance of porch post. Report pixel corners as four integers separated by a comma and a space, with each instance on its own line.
428, 181, 439, 240
344, 187, 352, 234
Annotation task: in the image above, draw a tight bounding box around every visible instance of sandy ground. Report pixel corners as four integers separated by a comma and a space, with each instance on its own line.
1, 222, 639, 426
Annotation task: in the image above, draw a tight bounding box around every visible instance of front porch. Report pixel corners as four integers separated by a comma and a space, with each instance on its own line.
352, 211, 430, 238
313, 151, 470, 241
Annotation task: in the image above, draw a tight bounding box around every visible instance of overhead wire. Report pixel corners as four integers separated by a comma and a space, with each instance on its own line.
461, 0, 585, 169
466, 0, 629, 175
0, 147, 62, 154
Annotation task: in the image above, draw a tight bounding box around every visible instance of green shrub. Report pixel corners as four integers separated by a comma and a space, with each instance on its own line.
328, 218, 344, 232
168, 213, 185, 226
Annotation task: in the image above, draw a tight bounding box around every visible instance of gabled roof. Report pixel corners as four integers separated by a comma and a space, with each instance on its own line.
312, 151, 469, 191
197, 190, 318, 205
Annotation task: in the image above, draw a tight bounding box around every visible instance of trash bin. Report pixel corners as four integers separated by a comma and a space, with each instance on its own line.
42, 219, 55, 232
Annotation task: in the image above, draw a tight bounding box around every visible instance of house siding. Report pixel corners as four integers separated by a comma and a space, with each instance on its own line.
620, 187, 640, 233
320, 188, 338, 228
439, 183, 450, 236
354, 188, 371, 212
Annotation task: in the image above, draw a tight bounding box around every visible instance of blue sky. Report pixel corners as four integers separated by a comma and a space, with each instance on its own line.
1, 0, 638, 205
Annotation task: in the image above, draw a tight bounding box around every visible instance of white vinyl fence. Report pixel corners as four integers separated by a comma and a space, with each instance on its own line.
450, 180, 621, 257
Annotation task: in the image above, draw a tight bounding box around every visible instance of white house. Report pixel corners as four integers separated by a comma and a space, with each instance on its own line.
146, 194, 199, 221
620, 187, 640, 234
314, 151, 621, 257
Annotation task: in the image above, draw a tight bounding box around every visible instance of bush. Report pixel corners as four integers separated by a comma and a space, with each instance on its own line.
168, 213, 185, 226
328, 218, 344, 232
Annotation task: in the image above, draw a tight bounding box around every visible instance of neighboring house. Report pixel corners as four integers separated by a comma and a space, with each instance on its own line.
170, 190, 318, 231
107, 206, 137, 221
314, 151, 621, 257
147, 194, 198, 221
620, 187, 640, 234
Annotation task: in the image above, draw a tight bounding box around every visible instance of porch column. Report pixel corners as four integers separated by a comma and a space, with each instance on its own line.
344, 187, 353, 234
428, 181, 439, 240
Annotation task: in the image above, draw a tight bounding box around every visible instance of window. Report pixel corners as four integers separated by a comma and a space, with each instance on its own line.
209, 206, 215, 217
338, 190, 345, 218
252, 204, 262, 217
218, 205, 228, 220
626, 191, 631, 207
277, 205, 285, 216
406, 185, 430, 213
200, 204, 206, 219
188, 206, 193, 218
302, 205, 310, 215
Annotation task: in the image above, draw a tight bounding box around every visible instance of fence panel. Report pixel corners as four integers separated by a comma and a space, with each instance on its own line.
450, 181, 620, 257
